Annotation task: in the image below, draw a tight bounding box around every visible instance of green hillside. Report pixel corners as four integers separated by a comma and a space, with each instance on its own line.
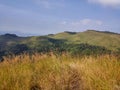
0, 30, 120, 51
49, 30, 120, 50
0, 30, 120, 60
0, 34, 25, 51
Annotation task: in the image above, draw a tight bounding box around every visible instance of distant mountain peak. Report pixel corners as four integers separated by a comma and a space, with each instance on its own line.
3, 33, 18, 37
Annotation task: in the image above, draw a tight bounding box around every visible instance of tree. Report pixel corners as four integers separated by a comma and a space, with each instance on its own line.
9, 44, 29, 55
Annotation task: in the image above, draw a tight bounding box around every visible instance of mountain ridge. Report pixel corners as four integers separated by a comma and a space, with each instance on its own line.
0, 30, 120, 51
48, 30, 120, 50
0, 30, 120, 60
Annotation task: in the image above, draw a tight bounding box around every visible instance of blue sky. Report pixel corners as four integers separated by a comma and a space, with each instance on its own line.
0, 0, 120, 35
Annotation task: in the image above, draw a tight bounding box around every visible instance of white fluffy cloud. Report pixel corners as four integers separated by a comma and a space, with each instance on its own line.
88, 0, 120, 8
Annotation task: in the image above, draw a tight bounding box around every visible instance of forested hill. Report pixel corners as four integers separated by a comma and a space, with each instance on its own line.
0, 30, 120, 60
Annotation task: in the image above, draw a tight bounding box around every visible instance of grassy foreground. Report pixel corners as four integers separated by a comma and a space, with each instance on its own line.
0, 53, 120, 90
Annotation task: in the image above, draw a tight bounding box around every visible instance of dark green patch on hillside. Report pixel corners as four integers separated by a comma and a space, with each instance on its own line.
0, 30, 120, 61
88, 30, 120, 35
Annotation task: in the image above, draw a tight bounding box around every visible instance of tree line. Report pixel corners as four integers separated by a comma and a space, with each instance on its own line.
1, 41, 120, 61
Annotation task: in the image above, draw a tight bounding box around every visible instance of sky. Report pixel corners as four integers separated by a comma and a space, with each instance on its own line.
0, 0, 120, 35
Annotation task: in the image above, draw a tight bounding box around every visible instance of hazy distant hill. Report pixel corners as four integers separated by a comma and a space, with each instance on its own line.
0, 34, 24, 50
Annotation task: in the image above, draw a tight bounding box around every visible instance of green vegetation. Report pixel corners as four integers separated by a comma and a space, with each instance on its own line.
49, 30, 120, 50
66, 43, 111, 56
0, 30, 120, 89
0, 30, 120, 60
0, 54, 120, 90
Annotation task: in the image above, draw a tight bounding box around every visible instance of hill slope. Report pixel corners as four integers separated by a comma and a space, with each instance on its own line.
0, 30, 120, 54
49, 30, 120, 50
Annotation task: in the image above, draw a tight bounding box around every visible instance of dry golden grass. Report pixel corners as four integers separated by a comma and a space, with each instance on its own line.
0, 53, 120, 90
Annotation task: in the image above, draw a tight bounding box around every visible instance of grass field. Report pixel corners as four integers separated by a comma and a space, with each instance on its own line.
0, 53, 120, 90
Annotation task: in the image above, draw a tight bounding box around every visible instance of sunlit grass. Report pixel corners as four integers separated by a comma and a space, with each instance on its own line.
0, 53, 120, 90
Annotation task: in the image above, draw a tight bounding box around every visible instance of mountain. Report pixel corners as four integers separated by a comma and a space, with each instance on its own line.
0, 33, 26, 50
0, 34, 65, 52
48, 30, 120, 50
0, 30, 120, 60
0, 30, 120, 51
